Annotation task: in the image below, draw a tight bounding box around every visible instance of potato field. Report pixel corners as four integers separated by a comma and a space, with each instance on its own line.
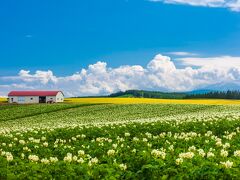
1, 103, 240, 179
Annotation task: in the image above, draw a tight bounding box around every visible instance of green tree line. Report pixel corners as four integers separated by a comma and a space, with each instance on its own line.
109, 90, 186, 99
185, 90, 240, 99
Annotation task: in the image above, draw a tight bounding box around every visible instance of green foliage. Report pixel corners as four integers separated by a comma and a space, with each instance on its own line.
1, 104, 240, 178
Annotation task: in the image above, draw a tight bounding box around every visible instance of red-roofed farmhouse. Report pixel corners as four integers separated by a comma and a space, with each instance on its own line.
8, 91, 64, 104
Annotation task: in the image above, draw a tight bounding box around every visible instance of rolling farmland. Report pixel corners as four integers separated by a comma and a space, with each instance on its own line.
2, 0, 239, 178
1, 100, 240, 178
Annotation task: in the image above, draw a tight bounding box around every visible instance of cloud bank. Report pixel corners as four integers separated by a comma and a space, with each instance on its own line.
1, 54, 240, 97
149, 0, 240, 12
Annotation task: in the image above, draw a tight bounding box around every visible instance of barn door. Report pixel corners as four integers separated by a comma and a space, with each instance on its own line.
39, 96, 46, 103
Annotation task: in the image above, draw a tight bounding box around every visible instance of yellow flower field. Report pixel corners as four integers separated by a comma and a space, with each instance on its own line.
0, 98, 7, 103
65, 97, 240, 105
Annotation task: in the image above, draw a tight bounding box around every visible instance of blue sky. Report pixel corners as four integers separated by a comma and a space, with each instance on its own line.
1, 0, 240, 96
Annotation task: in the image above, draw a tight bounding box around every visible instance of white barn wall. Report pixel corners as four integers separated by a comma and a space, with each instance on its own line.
8, 96, 39, 104
56, 92, 64, 102
8, 91, 64, 104
46, 96, 56, 102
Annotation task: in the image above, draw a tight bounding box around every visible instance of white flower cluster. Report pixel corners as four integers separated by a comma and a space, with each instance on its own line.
220, 161, 233, 169
107, 149, 116, 157
28, 155, 39, 162
179, 152, 194, 159
151, 149, 166, 159
234, 150, 240, 157
119, 163, 127, 171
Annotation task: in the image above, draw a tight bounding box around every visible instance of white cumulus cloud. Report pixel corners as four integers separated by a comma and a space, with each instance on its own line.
178, 56, 240, 68
1, 54, 240, 97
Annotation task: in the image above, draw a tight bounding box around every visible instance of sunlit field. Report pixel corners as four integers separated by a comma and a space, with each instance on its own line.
1, 98, 240, 178
1, 103, 240, 178
65, 97, 240, 105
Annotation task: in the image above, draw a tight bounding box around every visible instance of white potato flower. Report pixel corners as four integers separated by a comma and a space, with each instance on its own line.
216, 141, 222, 147
6, 152, 13, 162
63, 153, 72, 163
234, 150, 240, 157
198, 149, 206, 158
207, 152, 215, 158
176, 158, 183, 165
220, 160, 233, 169
19, 140, 25, 145
142, 138, 148, 142
77, 158, 84, 164
73, 155, 78, 161
179, 152, 194, 159
107, 149, 116, 156
220, 149, 228, 157
222, 143, 230, 149
147, 143, 152, 147
188, 146, 196, 152
49, 157, 58, 163
28, 155, 39, 162
112, 144, 118, 149
43, 142, 48, 147
88, 157, 98, 166
41, 158, 50, 164
78, 150, 85, 156
168, 145, 174, 152
21, 153, 25, 159
151, 149, 166, 159
119, 164, 127, 171
133, 137, 139, 142
124, 133, 130, 137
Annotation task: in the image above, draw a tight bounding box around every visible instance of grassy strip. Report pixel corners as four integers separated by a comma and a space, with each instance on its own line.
0, 103, 99, 122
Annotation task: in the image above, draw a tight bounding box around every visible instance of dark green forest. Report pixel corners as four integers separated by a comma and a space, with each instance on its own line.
185, 90, 240, 99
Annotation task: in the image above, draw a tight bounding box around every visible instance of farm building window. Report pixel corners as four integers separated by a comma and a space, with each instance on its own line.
30, 98, 33, 100
18, 97, 25, 102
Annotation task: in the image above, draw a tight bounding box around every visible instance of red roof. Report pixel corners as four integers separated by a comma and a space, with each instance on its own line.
8, 91, 63, 96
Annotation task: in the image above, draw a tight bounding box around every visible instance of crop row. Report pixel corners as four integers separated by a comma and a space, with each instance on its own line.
1, 104, 240, 133
1, 112, 240, 178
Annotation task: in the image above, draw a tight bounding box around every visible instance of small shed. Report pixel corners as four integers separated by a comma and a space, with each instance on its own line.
8, 91, 64, 104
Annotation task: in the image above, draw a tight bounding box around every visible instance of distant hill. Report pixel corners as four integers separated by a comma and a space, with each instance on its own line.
109, 90, 186, 99
204, 82, 240, 91
186, 89, 215, 95
108, 89, 240, 100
